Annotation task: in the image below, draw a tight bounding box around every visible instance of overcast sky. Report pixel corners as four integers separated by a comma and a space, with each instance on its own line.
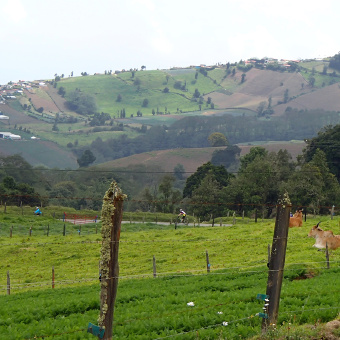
1, 0, 339, 84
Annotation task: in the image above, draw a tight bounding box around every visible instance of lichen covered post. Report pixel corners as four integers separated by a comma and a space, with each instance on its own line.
98, 181, 126, 339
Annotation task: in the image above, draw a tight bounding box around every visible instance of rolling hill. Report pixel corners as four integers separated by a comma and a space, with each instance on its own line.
0, 58, 339, 169
97, 141, 305, 174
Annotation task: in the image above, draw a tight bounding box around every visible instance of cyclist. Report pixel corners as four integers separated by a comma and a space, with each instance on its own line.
178, 208, 186, 223
34, 207, 42, 215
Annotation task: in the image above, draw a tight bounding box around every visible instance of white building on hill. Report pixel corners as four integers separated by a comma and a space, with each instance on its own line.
0, 132, 21, 140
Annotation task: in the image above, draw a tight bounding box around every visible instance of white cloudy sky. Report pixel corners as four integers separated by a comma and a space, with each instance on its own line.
1, 0, 339, 84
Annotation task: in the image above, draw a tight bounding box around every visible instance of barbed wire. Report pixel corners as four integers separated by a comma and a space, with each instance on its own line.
1, 195, 339, 211
0, 233, 336, 247
1, 263, 339, 292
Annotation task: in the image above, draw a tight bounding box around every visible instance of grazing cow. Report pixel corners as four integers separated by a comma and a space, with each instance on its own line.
289, 209, 303, 228
308, 222, 340, 250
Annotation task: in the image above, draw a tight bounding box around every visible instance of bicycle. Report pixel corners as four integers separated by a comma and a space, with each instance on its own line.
175, 215, 188, 229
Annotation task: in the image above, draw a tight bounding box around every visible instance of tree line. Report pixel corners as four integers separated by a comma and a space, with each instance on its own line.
74, 109, 340, 164
1, 124, 340, 218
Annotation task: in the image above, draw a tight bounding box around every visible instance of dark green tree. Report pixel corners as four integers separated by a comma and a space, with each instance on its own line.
241, 73, 246, 83
208, 132, 228, 146
173, 163, 185, 180
77, 150, 96, 167
183, 162, 232, 198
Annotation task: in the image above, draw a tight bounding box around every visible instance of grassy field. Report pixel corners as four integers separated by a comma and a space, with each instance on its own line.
0, 207, 339, 339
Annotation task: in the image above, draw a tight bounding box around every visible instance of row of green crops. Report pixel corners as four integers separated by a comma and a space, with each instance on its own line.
0, 268, 339, 339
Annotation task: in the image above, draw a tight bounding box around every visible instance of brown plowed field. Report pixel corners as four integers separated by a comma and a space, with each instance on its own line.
42, 84, 68, 112
273, 83, 340, 115
99, 142, 305, 174
211, 69, 311, 111
24, 88, 60, 113
0, 104, 38, 125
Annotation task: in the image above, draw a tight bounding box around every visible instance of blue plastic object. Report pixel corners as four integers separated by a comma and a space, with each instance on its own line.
87, 323, 105, 338
256, 293, 269, 301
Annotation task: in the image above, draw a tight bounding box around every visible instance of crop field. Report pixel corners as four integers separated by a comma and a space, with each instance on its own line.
0, 207, 339, 339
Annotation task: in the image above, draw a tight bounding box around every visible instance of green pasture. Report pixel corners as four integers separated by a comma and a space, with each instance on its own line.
0, 208, 339, 339
299, 69, 340, 88
57, 70, 222, 117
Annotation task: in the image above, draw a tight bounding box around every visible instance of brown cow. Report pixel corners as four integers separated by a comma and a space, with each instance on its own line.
308, 222, 340, 250
289, 209, 303, 228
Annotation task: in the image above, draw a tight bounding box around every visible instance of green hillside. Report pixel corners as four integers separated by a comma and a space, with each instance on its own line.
1, 59, 340, 169
57, 69, 222, 117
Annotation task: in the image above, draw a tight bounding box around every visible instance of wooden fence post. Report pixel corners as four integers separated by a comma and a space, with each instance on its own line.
47, 224, 49, 237
255, 209, 258, 223
331, 205, 335, 220
10, 226, 13, 238
4, 202, 6, 213
206, 250, 210, 273
7, 271, 10, 295
220, 218, 222, 226
325, 242, 330, 269
21, 201, 23, 215
153, 255, 157, 278
63, 224, 66, 236
198, 218, 200, 227
52, 266, 55, 289
242, 211, 244, 220
29, 226, 32, 237
262, 193, 291, 331
98, 181, 126, 340
233, 212, 236, 225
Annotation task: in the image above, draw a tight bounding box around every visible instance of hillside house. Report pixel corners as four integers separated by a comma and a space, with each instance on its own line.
0, 132, 21, 140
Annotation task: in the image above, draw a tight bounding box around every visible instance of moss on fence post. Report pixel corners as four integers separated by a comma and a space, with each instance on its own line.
98, 181, 127, 339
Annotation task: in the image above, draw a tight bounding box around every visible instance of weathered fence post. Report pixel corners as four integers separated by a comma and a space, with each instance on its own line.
4, 202, 7, 213
29, 226, 32, 237
7, 271, 10, 295
10, 226, 13, 238
98, 181, 126, 340
153, 255, 157, 278
233, 212, 236, 225
242, 211, 244, 220
255, 209, 258, 223
331, 205, 335, 220
325, 242, 330, 269
21, 201, 23, 215
47, 224, 49, 236
63, 224, 66, 236
220, 218, 222, 226
206, 250, 210, 273
52, 266, 55, 289
262, 193, 291, 331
